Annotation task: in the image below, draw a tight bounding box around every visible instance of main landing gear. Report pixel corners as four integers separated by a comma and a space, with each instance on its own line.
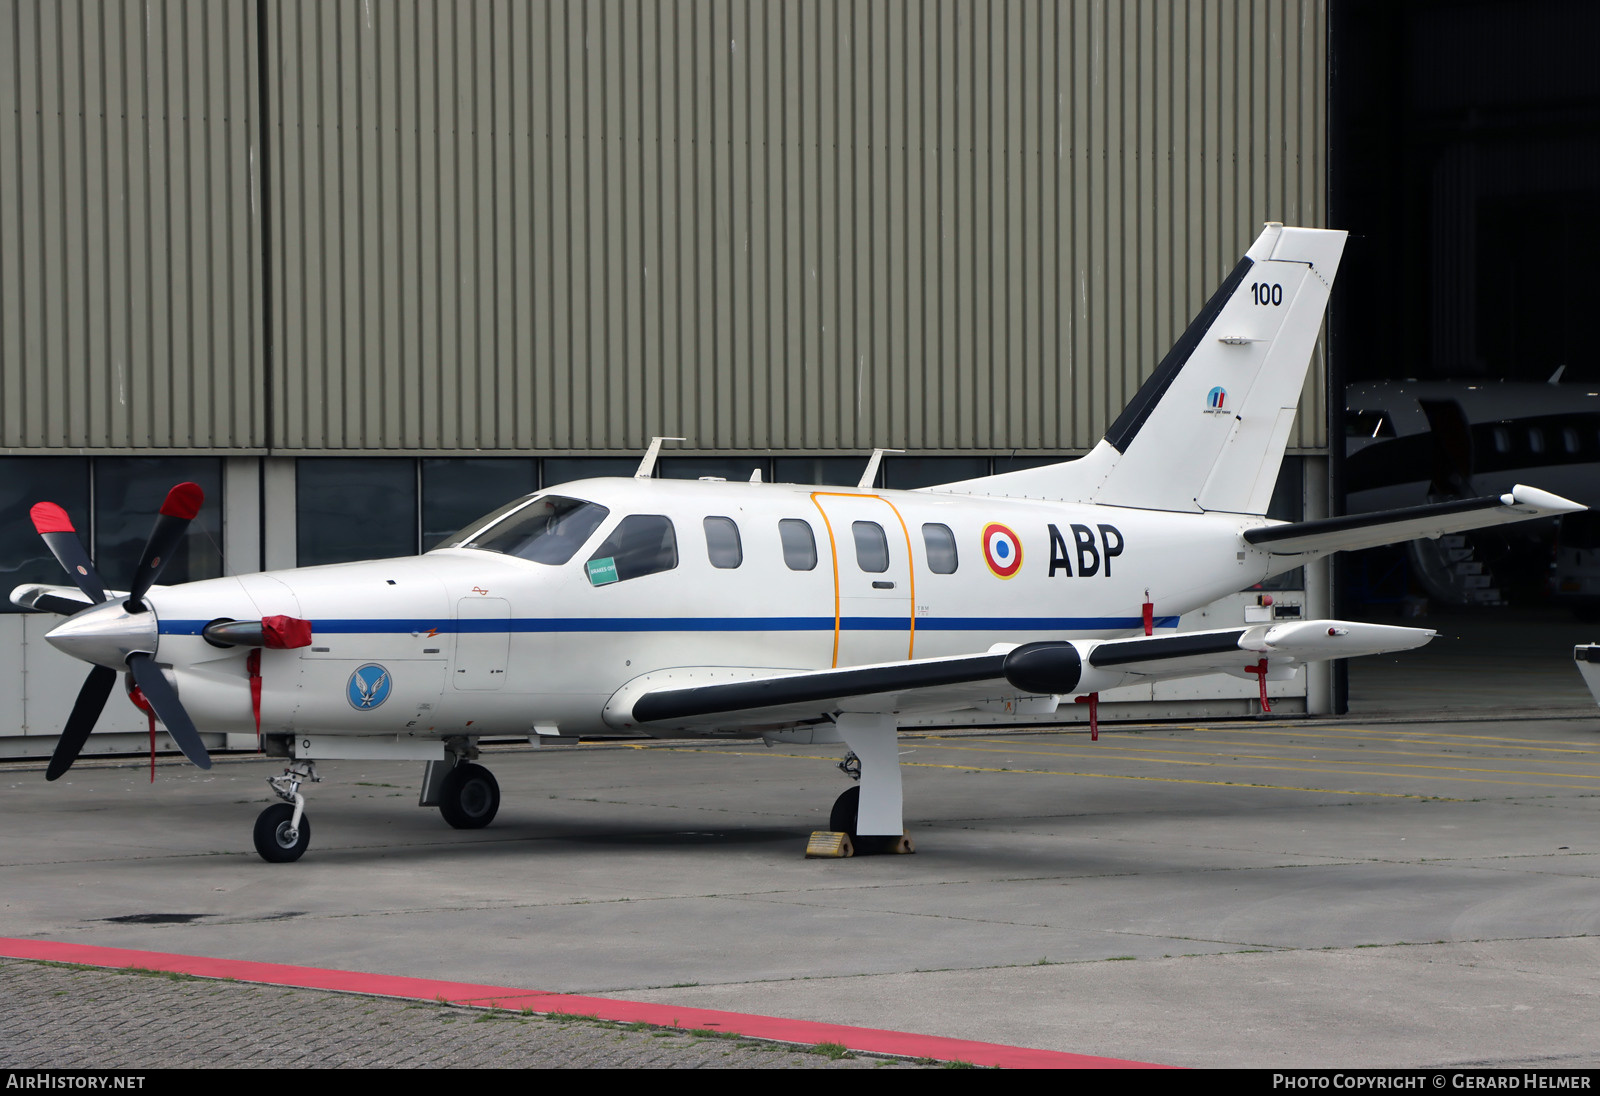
438, 762, 500, 829
817, 715, 914, 856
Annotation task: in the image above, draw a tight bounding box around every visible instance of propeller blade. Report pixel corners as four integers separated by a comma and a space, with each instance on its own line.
126, 652, 212, 770
126, 482, 204, 612
46, 665, 118, 781
30, 503, 108, 605
27, 592, 97, 616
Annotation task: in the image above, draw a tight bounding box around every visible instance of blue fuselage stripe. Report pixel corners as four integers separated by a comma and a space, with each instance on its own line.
160, 615, 1182, 637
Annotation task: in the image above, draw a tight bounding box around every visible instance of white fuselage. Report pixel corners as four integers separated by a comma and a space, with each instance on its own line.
141, 477, 1276, 739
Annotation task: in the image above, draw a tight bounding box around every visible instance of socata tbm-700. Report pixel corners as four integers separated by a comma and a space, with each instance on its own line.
14, 224, 1580, 862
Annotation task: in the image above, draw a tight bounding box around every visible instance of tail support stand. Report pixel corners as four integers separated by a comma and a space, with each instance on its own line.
1074, 692, 1100, 741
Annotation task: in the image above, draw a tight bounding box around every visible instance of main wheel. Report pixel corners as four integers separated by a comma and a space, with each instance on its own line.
253, 803, 310, 863
439, 763, 500, 829
829, 785, 860, 837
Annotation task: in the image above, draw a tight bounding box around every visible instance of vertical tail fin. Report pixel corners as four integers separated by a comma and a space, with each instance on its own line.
933, 223, 1346, 515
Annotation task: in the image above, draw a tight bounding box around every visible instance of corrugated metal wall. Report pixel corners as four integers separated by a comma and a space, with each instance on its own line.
0, 0, 263, 451
3, 0, 1327, 456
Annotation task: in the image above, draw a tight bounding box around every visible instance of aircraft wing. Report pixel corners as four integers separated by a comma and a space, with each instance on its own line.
604, 619, 1433, 734
1244, 485, 1582, 558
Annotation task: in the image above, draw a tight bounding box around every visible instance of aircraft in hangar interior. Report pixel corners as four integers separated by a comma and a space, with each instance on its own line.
12, 222, 1583, 863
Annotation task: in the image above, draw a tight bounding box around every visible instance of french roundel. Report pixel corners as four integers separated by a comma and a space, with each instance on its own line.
981, 523, 1023, 579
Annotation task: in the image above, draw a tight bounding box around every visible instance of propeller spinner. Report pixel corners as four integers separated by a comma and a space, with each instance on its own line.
27, 483, 214, 779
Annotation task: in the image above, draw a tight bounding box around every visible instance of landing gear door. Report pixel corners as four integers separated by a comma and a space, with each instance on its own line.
454, 597, 510, 691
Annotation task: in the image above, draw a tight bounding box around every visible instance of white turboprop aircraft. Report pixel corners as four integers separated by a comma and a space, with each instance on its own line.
12, 223, 1583, 862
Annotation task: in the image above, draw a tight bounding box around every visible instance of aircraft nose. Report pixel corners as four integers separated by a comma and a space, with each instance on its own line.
45, 600, 159, 670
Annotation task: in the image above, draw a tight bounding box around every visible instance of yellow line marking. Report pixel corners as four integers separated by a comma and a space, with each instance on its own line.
914, 740, 1600, 780
1176, 726, 1600, 751
979, 735, 1600, 765
662, 748, 1447, 799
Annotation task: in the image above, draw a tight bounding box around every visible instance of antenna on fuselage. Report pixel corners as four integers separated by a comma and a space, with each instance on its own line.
857, 448, 903, 490
635, 436, 686, 478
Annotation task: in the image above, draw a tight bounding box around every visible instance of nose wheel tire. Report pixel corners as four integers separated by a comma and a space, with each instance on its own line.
253, 803, 311, 863
439, 763, 500, 830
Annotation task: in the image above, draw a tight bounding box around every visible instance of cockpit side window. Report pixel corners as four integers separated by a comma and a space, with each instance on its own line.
586, 515, 678, 585
445, 495, 610, 565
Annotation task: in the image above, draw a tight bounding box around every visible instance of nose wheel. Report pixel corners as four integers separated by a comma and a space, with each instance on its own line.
254, 802, 311, 863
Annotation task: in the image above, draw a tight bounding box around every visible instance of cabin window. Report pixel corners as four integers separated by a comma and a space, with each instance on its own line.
1564, 427, 1581, 455
586, 515, 678, 585
779, 518, 817, 571
922, 523, 958, 574
703, 516, 743, 568
1492, 427, 1511, 454
1528, 428, 1545, 455
451, 495, 610, 565
853, 521, 890, 573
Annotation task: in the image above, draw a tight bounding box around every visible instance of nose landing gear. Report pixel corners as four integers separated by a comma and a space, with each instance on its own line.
253, 761, 319, 863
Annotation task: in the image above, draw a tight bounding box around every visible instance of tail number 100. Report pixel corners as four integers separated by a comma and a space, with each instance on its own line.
1251, 282, 1283, 306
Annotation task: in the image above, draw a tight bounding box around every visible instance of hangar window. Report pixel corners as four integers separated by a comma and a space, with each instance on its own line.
1345, 410, 1395, 439
99, 458, 225, 583
703, 516, 743, 568
779, 519, 817, 571
0, 457, 91, 612
853, 521, 890, 573
922, 523, 958, 574
452, 495, 610, 565
422, 458, 537, 550
586, 515, 678, 585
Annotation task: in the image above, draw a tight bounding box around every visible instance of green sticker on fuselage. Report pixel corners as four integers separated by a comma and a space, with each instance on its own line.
586, 557, 619, 586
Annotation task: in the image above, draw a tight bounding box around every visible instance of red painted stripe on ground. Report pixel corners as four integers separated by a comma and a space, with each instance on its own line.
2, 937, 1166, 1069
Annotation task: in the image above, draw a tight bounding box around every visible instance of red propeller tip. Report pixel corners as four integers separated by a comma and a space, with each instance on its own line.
159, 482, 204, 520
30, 502, 75, 534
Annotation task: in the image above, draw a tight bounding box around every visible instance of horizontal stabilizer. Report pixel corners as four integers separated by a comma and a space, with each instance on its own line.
606, 620, 1435, 733
1244, 485, 1584, 557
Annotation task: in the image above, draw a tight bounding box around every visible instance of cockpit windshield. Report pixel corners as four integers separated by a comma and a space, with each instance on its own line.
442, 495, 611, 565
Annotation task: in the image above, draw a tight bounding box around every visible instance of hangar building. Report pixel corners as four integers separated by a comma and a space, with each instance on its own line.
6, 0, 1523, 756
